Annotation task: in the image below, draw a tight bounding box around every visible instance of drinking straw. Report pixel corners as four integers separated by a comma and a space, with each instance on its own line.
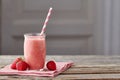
40, 7, 53, 35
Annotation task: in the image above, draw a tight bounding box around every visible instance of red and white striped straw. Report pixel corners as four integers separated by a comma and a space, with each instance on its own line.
40, 7, 53, 35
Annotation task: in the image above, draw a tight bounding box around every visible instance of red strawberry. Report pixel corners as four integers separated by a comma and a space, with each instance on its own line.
11, 57, 22, 69
16, 60, 29, 71
46, 60, 56, 70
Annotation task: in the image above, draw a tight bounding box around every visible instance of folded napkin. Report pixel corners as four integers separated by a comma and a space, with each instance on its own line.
0, 62, 73, 77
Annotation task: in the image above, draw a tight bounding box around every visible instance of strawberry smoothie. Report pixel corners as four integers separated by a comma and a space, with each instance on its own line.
24, 33, 46, 70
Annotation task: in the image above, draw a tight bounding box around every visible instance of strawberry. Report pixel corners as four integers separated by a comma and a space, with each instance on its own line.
46, 60, 56, 70
11, 57, 22, 69
16, 60, 29, 71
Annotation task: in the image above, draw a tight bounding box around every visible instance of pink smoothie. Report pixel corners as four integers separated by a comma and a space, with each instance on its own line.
24, 33, 46, 70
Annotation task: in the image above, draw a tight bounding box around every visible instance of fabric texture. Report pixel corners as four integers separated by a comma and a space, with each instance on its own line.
0, 62, 73, 77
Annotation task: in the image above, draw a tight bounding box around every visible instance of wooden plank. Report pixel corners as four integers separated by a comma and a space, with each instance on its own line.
55, 74, 120, 80
0, 75, 52, 80
1, 74, 120, 80
62, 64, 120, 74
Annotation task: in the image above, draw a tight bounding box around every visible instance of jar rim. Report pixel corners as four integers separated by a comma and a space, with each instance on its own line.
24, 33, 45, 37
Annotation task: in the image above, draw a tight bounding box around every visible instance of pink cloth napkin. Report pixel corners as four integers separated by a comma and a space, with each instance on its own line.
0, 62, 73, 77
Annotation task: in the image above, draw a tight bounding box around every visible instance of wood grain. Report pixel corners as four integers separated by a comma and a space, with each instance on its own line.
62, 64, 120, 74
56, 74, 120, 80
1, 55, 120, 80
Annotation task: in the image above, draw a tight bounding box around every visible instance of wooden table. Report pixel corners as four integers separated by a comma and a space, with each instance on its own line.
1, 55, 120, 80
